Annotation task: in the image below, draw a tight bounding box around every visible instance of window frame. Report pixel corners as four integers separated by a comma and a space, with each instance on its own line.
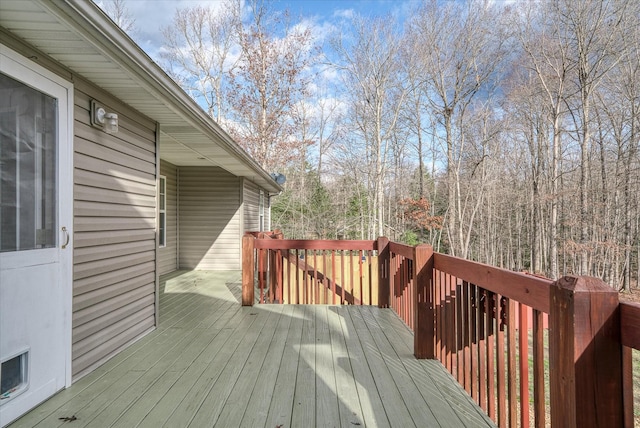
158, 175, 166, 248
259, 190, 265, 232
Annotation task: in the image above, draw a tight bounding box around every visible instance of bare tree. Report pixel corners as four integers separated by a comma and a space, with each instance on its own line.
228, 0, 316, 172
330, 14, 407, 239
407, 0, 509, 258
101, 0, 136, 33
161, 1, 240, 122
551, 0, 633, 274
515, 1, 575, 278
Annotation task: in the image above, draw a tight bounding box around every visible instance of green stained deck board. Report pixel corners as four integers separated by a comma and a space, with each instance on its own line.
362, 306, 440, 426
237, 304, 295, 428
34, 326, 203, 428
367, 306, 467, 426
111, 326, 236, 427
327, 306, 364, 427
314, 305, 341, 428
262, 304, 305, 428
73, 327, 222, 427
336, 305, 391, 428
291, 305, 317, 428
186, 306, 284, 427
347, 306, 417, 427
132, 329, 236, 428
9, 271, 495, 428
157, 306, 268, 428
23, 325, 191, 428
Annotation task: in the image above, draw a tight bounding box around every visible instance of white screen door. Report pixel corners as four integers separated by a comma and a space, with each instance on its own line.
0, 45, 73, 427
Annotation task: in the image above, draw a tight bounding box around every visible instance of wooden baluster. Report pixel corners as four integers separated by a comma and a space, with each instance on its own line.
359, 250, 364, 305
350, 251, 355, 305
409, 258, 414, 329
332, 250, 336, 305
435, 270, 442, 361
478, 288, 487, 412
519, 303, 529, 428
456, 280, 464, 388
445, 274, 454, 374
313, 250, 318, 304
322, 250, 327, 304
259, 247, 266, 303
341, 250, 345, 304
304, 249, 308, 304
297, 249, 302, 304
368, 250, 373, 306
507, 298, 517, 428
487, 291, 496, 422
470, 284, 479, 404
497, 295, 507, 428
532, 309, 545, 428
463, 281, 472, 395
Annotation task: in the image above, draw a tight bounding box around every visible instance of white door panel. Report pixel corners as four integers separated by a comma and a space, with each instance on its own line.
0, 45, 73, 427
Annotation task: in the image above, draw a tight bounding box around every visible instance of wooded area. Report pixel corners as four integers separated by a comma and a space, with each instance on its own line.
106, 0, 640, 289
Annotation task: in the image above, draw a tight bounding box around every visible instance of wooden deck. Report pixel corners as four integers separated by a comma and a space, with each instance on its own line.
9, 270, 494, 428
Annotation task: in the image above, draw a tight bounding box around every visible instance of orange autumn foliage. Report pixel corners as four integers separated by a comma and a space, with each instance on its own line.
399, 197, 443, 231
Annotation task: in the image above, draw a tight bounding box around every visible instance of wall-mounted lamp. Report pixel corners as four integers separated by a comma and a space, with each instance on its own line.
90, 100, 118, 134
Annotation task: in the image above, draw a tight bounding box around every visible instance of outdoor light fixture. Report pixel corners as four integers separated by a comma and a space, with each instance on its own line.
90, 100, 118, 134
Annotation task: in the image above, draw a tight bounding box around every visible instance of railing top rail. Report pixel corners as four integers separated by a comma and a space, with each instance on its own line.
620, 301, 640, 350
245, 230, 279, 238
253, 238, 377, 251
434, 253, 552, 313
389, 241, 414, 259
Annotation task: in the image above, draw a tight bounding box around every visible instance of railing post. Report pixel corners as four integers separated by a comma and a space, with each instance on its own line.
414, 244, 434, 359
549, 276, 624, 427
273, 232, 283, 303
377, 236, 390, 308
242, 234, 255, 306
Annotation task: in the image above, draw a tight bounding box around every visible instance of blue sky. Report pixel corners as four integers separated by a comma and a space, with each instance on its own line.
279, 0, 411, 19
113, 0, 415, 60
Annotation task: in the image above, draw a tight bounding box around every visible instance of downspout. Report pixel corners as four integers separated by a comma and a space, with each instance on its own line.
176, 167, 180, 269
154, 122, 160, 327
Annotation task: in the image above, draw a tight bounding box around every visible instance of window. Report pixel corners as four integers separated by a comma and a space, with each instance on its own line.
0, 72, 57, 252
159, 176, 166, 247
259, 190, 265, 232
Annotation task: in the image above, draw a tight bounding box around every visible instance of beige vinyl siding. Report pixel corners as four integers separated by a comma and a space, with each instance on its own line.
72, 82, 157, 379
243, 180, 260, 233
179, 167, 241, 270
158, 160, 178, 275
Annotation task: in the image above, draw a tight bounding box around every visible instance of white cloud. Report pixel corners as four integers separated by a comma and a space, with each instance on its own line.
111, 0, 235, 58
333, 8, 355, 20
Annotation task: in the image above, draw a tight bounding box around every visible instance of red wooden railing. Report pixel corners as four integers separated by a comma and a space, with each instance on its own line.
429, 253, 552, 427
242, 233, 633, 428
621, 301, 640, 427
242, 233, 378, 305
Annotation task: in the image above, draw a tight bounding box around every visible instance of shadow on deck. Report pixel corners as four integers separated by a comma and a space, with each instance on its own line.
8, 270, 494, 428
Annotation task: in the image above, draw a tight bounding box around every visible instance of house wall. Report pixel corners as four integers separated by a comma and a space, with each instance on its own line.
178, 167, 242, 270
71, 83, 157, 379
158, 160, 178, 275
0, 30, 160, 381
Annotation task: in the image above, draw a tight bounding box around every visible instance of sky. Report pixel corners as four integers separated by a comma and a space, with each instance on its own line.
103, 0, 416, 60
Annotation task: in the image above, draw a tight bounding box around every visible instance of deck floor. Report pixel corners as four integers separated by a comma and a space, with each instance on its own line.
9, 270, 494, 428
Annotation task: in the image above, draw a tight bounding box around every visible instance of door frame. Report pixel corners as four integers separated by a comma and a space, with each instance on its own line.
0, 43, 74, 388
